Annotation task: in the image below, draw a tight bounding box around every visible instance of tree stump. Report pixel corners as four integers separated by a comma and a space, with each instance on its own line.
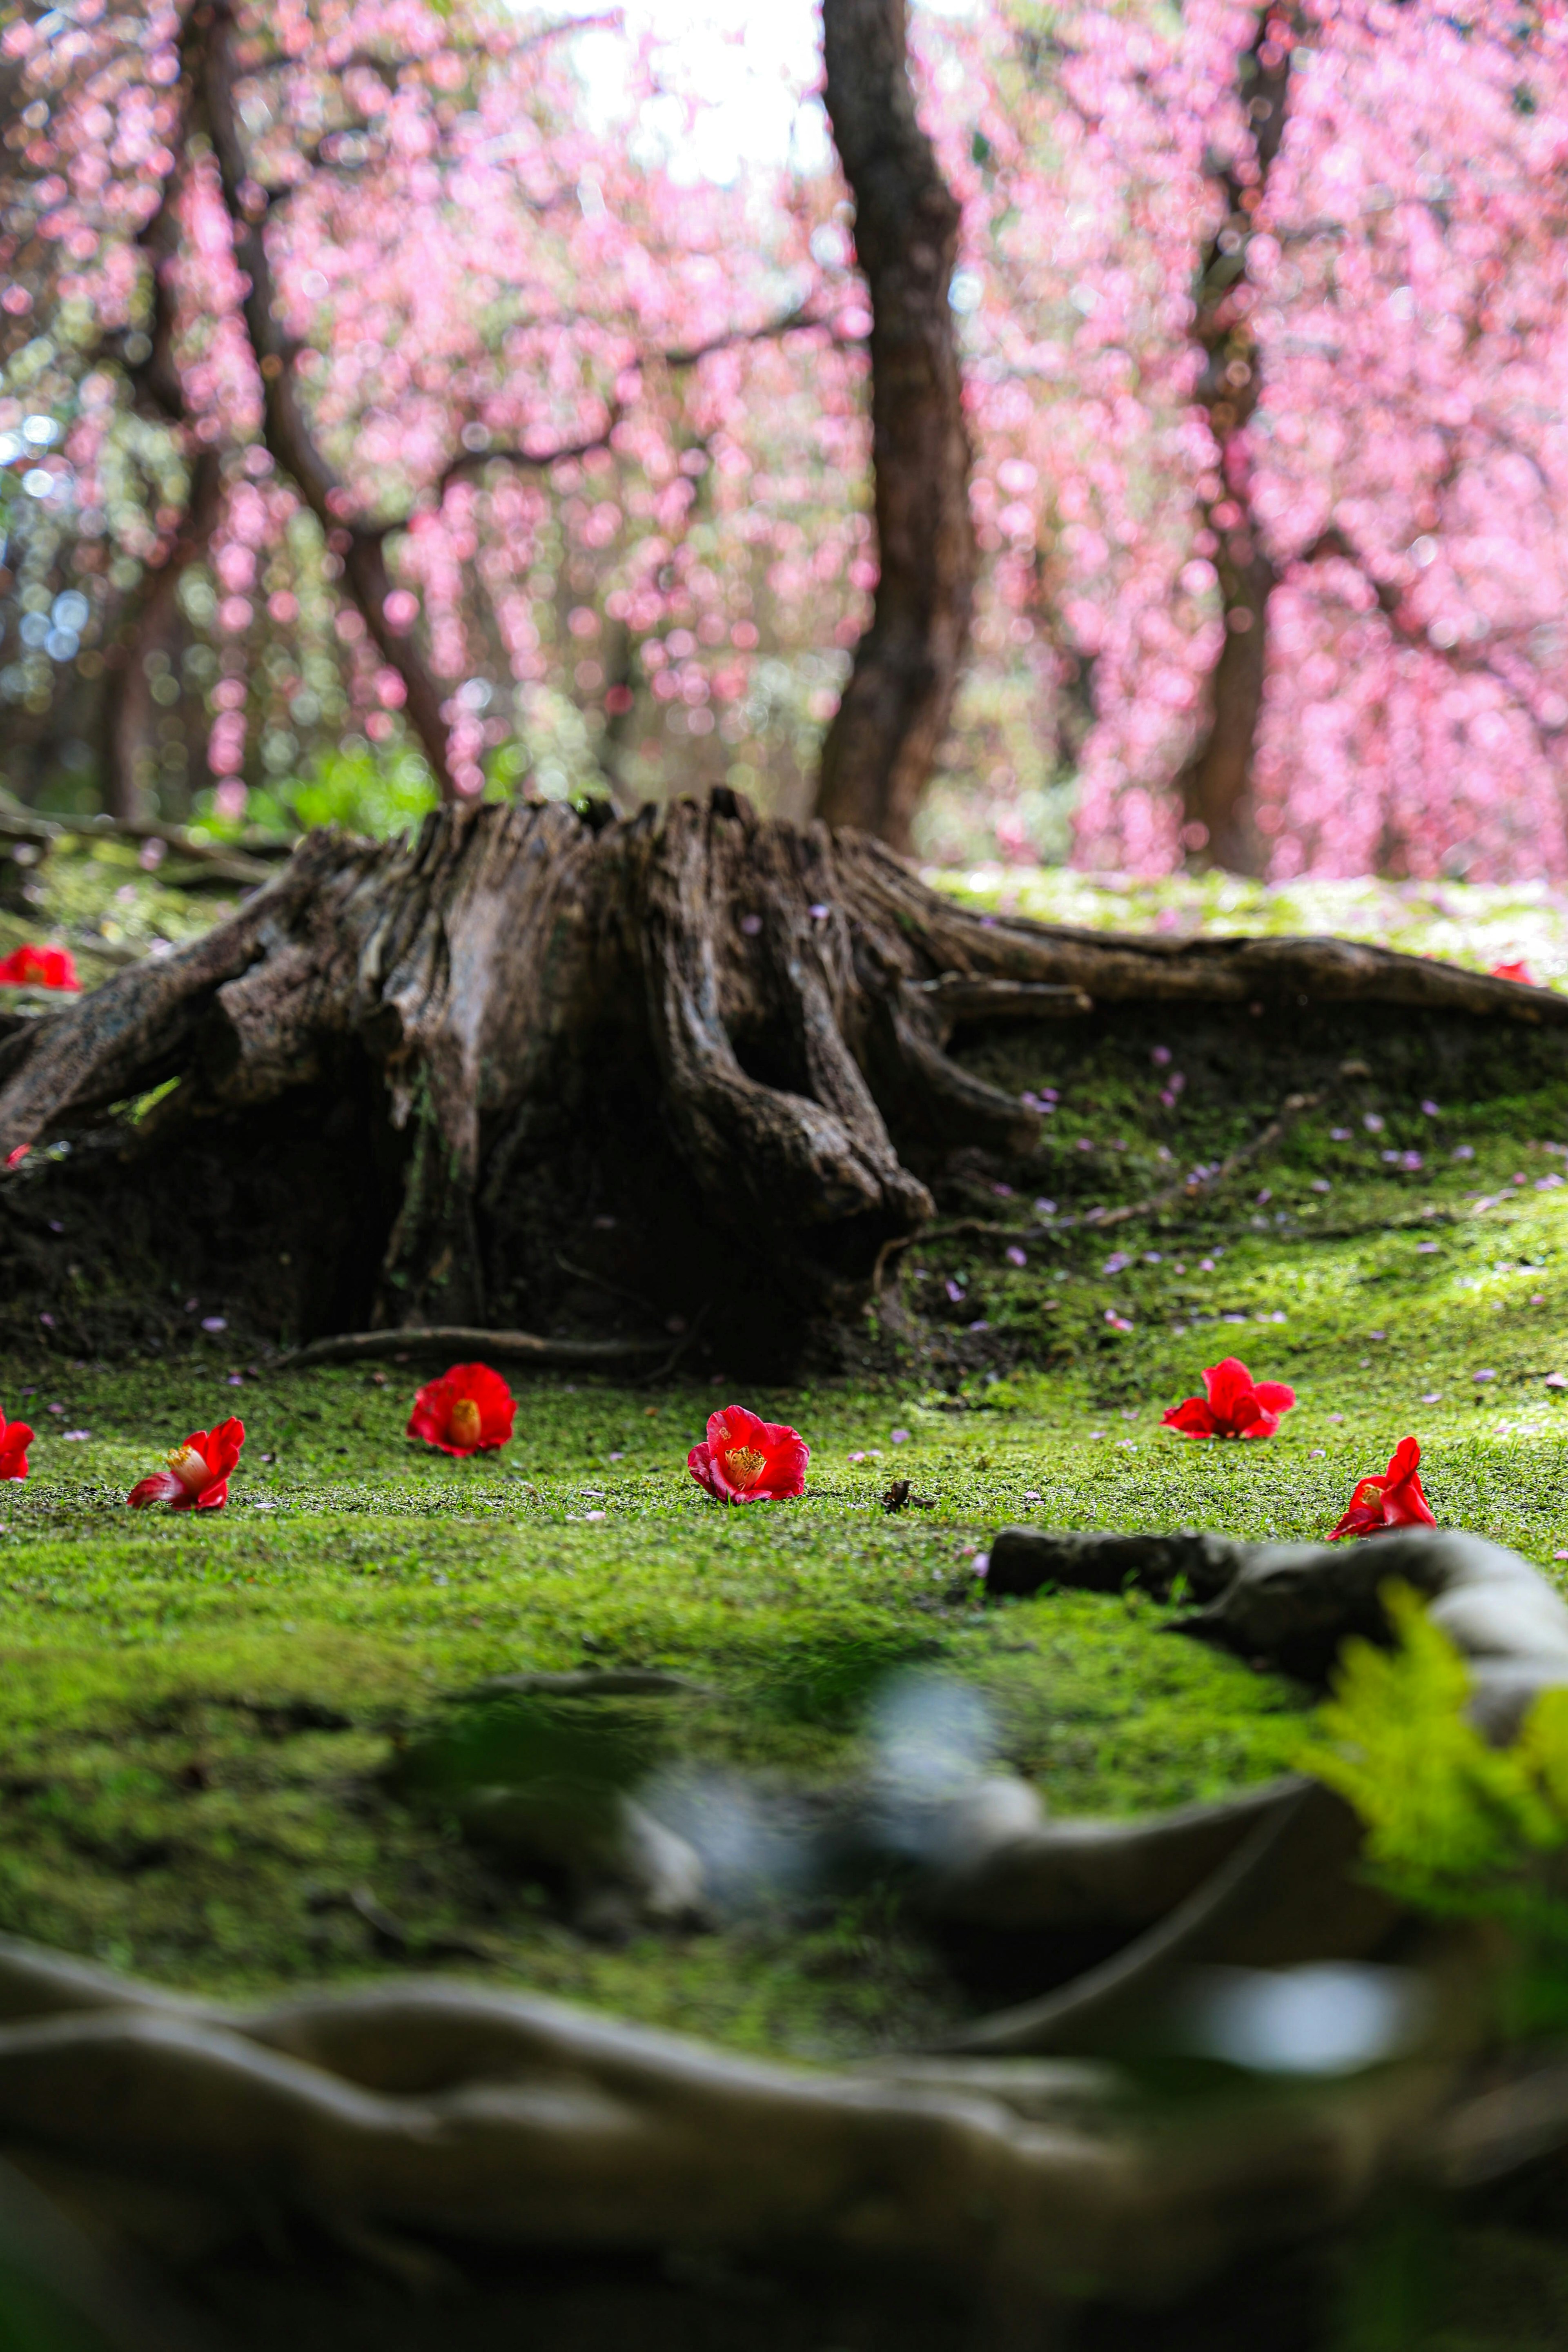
0, 794, 1559, 1364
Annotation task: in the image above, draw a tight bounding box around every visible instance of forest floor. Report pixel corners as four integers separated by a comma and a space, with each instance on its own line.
4, 837, 1568, 2345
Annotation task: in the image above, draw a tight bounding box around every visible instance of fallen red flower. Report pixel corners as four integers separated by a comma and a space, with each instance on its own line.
1327, 1434, 1436, 1541
407, 1362, 515, 1456
1490, 959, 1536, 987
0, 944, 79, 991
1161, 1355, 1296, 1441
127, 1416, 245, 1510
0, 1406, 33, 1482
688, 1403, 808, 1503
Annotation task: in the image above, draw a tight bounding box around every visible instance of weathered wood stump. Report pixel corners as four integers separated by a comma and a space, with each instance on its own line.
0, 793, 1559, 1364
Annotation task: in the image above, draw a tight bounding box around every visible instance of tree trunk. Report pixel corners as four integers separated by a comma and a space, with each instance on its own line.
814, 0, 977, 854
1174, 2, 1300, 875
196, 0, 462, 804
100, 446, 224, 823
0, 797, 1557, 1368
1175, 541, 1276, 874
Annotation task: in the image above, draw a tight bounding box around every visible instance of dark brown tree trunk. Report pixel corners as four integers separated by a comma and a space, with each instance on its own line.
91, 43, 215, 824
1176, 539, 1276, 874
100, 447, 224, 823
1174, 3, 1299, 875
196, 0, 461, 804
814, 0, 977, 855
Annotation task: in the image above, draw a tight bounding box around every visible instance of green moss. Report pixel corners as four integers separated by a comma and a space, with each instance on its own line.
4, 1120, 1568, 2053
0, 1354, 1316, 2052
5, 863, 1568, 2058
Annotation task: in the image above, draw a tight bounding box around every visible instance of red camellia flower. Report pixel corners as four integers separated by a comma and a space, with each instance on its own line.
0, 1406, 33, 1481
0, 944, 79, 991
127, 1416, 245, 1510
407, 1362, 515, 1456
688, 1404, 808, 1503
1161, 1356, 1296, 1441
1490, 959, 1536, 987
1327, 1435, 1437, 1541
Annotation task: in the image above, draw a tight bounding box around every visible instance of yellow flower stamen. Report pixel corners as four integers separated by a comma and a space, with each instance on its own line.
722, 1444, 766, 1488
165, 1443, 210, 1492
449, 1397, 482, 1447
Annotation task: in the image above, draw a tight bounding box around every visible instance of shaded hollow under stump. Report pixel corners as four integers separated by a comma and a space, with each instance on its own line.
0, 792, 1562, 1367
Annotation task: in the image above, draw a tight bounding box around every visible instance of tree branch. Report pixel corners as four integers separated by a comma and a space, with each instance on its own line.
1298, 525, 1565, 746
662, 301, 844, 370
197, 0, 461, 802
432, 404, 622, 501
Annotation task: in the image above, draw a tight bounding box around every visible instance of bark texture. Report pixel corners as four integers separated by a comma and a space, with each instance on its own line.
1174, 2, 1299, 874
100, 447, 224, 824
0, 796, 1560, 1365
815, 0, 977, 853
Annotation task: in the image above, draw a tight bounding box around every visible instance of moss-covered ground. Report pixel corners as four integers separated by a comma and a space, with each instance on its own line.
7, 847, 1568, 2344
3, 1033, 1568, 2055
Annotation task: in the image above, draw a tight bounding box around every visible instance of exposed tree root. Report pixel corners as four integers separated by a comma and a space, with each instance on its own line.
0, 1528, 1559, 2315
281, 1325, 670, 1371
987, 1523, 1568, 1716
0, 802, 281, 889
